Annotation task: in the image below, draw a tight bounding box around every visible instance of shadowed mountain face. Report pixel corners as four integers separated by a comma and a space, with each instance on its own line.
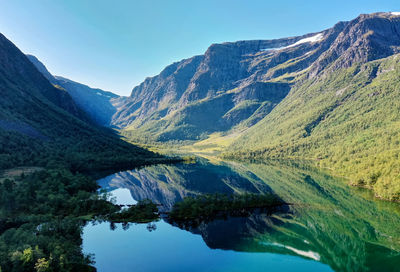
98, 159, 400, 272
113, 12, 400, 142
0, 35, 85, 121
26, 55, 124, 126
0, 33, 159, 170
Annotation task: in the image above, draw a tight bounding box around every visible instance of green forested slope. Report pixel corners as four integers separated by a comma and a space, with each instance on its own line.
0, 32, 171, 271
0, 32, 164, 172
228, 54, 400, 200
0, 68, 162, 172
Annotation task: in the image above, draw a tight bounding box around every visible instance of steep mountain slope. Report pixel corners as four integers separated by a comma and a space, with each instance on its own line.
0, 35, 86, 121
113, 12, 400, 199
0, 33, 162, 171
26, 55, 123, 126
54, 76, 121, 126
113, 30, 336, 141
115, 12, 400, 144
228, 12, 400, 200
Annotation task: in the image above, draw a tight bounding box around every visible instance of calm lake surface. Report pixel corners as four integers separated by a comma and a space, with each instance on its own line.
83, 158, 400, 272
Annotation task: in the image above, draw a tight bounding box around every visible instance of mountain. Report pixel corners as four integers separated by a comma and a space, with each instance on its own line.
0, 35, 87, 121
226, 12, 400, 200
112, 12, 400, 199
26, 55, 123, 126
53, 76, 121, 126
112, 33, 311, 141
0, 32, 163, 172
113, 12, 400, 143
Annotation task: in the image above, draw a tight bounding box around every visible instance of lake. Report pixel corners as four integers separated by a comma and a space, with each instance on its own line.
83, 158, 400, 272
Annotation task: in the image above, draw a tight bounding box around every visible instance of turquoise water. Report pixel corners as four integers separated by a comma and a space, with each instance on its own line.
83, 221, 332, 272
83, 159, 400, 272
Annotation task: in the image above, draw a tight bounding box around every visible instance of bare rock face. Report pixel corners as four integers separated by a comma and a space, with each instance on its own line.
310, 13, 400, 76
113, 55, 204, 128
111, 33, 326, 140
112, 12, 400, 141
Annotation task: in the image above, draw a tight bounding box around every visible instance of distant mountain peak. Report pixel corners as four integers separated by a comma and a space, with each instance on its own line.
27, 55, 123, 126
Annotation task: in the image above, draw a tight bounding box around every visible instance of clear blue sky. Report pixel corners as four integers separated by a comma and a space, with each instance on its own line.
0, 0, 398, 96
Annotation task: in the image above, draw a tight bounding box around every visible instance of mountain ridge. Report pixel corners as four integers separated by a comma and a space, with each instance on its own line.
225, 13, 400, 198
0, 34, 87, 121
0, 32, 163, 171
26, 54, 124, 126
111, 12, 400, 200
114, 12, 400, 145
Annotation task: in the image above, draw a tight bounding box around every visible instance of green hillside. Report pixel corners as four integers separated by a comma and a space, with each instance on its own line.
0, 32, 165, 173
227, 54, 400, 200
0, 32, 171, 271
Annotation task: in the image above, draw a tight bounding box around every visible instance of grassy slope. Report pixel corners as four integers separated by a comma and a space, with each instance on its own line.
227, 54, 400, 200
120, 83, 288, 143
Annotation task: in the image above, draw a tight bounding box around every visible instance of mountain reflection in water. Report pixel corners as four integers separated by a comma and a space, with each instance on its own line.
86, 158, 400, 272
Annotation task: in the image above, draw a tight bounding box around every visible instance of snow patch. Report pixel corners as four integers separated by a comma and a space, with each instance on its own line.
390, 12, 400, 16
261, 46, 286, 51
288, 33, 324, 47
261, 33, 324, 52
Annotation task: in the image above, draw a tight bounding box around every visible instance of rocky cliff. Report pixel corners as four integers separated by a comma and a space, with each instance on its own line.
114, 12, 400, 142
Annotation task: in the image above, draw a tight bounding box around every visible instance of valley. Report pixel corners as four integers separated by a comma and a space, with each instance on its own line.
115, 12, 400, 201
0, 8, 400, 272
22, 13, 400, 201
